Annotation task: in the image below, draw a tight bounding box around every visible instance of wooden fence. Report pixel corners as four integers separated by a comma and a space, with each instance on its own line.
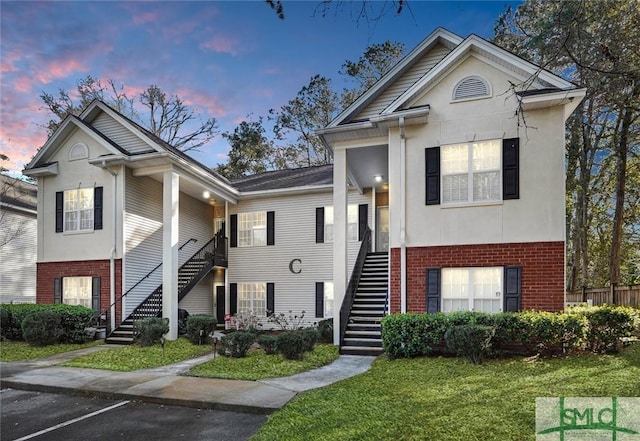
566, 285, 640, 308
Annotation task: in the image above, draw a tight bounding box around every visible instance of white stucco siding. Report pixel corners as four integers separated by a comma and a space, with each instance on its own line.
228, 190, 371, 325
123, 171, 215, 315
389, 55, 567, 248
0, 210, 37, 303
39, 131, 124, 262
91, 112, 154, 154
355, 45, 452, 121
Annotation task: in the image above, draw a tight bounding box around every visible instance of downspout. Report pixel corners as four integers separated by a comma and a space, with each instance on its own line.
399, 117, 407, 313
100, 161, 118, 331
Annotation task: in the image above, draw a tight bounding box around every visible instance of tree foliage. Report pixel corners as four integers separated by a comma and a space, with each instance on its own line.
41, 76, 217, 152
493, 0, 640, 287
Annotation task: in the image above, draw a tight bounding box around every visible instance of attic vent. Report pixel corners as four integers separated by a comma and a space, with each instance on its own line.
453, 76, 491, 101
69, 143, 88, 161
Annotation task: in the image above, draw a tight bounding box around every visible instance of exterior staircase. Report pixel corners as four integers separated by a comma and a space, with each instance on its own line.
106, 233, 226, 344
340, 252, 388, 356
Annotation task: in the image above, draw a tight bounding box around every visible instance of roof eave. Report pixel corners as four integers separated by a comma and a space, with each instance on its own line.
22, 162, 59, 177
519, 88, 587, 120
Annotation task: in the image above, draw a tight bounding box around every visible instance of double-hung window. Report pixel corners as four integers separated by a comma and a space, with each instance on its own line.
441, 140, 501, 205
323, 205, 358, 242
63, 276, 93, 308
238, 283, 266, 316
441, 267, 503, 313
238, 212, 266, 247
64, 188, 94, 232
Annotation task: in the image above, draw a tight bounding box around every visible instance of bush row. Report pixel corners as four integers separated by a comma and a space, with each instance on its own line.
1, 304, 96, 345
217, 328, 320, 359
381, 305, 639, 360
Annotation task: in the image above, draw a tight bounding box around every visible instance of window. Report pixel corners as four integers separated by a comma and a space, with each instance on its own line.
324, 282, 334, 318
324, 205, 358, 242
63, 276, 92, 308
441, 140, 501, 205
238, 282, 266, 316
64, 188, 94, 232
452, 76, 491, 101
442, 267, 503, 313
238, 212, 266, 247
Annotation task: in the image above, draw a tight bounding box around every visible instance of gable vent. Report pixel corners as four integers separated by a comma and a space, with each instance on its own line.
453, 76, 491, 101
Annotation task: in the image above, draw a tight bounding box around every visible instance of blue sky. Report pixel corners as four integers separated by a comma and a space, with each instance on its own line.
0, 0, 520, 175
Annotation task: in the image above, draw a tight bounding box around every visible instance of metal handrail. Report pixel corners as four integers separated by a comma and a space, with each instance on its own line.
383, 289, 389, 316
339, 227, 371, 347
98, 237, 198, 330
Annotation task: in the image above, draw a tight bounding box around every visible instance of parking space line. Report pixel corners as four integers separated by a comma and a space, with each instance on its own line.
12, 400, 130, 441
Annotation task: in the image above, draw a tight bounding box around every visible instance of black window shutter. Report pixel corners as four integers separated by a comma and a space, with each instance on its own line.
92, 277, 101, 311
504, 266, 522, 312
54, 278, 62, 304
266, 283, 275, 316
502, 138, 519, 200
229, 283, 238, 315
315, 207, 325, 243
425, 147, 441, 205
267, 211, 275, 246
358, 204, 368, 241
315, 282, 324, 318
94, 187, 103, 230
55, 191, 64, 232
426, 268, 441, 313
229, 214, 237, 248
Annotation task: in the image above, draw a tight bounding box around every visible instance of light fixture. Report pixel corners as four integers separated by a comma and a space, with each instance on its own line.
203, 191, 211, 199
374, 175, 383, 183
382, 183, 389, 190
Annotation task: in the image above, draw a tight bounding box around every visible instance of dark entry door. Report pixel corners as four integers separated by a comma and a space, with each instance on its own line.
216, 286, 225, 324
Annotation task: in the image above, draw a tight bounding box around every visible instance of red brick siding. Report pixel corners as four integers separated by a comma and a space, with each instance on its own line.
390, 242, 564, 313
36, 260, 123, 325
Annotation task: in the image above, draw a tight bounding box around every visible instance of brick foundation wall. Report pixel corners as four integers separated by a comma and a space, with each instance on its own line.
390, 242, 564, 313
37, 259, 123, 325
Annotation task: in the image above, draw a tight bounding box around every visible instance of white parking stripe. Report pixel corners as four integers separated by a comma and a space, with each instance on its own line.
13, 400, 130, 441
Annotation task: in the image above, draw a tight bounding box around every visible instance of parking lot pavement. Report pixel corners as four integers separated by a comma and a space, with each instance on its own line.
1, 389, 267, 441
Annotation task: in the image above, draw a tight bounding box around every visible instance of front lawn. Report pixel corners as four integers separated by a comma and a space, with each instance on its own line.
0, 340, 102, 362
61, 338, 213, 371
188, 344, 339, 380
251, 344, 640, 441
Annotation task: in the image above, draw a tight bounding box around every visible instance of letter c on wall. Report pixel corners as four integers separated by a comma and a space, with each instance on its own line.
289, 259, 302, 274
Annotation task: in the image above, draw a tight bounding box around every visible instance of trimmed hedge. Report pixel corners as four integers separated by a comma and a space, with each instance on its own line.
381, 306, 639, 360
186, 314, 218, 345
218, 331, 255, 358
1, 304, 95, 344
445, 324, 495, 364
276, 331, 307, 360
134, 317, 169, 347
22, 310, 65, 346
257, 335, 278, 354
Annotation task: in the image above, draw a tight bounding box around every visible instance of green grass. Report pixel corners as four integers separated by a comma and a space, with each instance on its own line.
0, 340, 101, 362
251, 344, 640, 441
61, 337, 213, 371
188, 344, 339, 380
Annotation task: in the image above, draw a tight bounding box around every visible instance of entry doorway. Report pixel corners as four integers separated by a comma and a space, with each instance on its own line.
215, 285, 225, 324
376, 206, 389, 252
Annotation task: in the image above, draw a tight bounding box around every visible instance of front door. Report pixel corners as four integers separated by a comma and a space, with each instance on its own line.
215, 286, 225, 324
376, 206, 389, 252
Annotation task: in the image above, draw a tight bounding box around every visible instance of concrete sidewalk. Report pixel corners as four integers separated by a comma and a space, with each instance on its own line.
0, 345, 375, 414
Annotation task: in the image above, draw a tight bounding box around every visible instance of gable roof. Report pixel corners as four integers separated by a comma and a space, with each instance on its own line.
231, 165, 333, 192
0, 175, 37, 214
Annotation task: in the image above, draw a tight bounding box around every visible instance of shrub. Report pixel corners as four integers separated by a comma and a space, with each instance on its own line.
316, 318, 333, 343
268, 310, 306, 330
572, 305, 639, 353
22, 310, 64, 346
381, 313, 448, 359
1, 304, 95, 342
134, 317, 169, 347
257, 335, 278, 355
514, 311, 587, 356
444, 324, 495, 364
299, 328, 319, 352
276, 331, 307, 360
186, 314, 218, 345
218, 331, 255, 358
231, 311, 262, 333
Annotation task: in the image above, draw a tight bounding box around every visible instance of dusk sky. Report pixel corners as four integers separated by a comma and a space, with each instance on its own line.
0, 1, 520, 177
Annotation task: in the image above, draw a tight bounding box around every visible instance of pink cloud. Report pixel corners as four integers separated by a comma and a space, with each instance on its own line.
175, 87, 228, 118
34, 58, 89, 85
200, 35, 242, 56
132, 11, 159, 25
14, 75, 35, 93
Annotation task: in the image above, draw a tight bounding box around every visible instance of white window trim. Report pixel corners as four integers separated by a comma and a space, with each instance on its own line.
237, 282, 267, 316
68, 142, 89, 161
63, 276, 92, 308
324, 281, 334, 318
63, 188, 94, 233
451, 75, 492, 102
237, 211, 266, 247
441, 140, 502, 206
441, 267, 504, 313
324, 205, 359, 243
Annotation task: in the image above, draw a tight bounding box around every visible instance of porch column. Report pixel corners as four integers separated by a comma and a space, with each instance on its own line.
162, 170, 179, 340
333, 148, 348, 345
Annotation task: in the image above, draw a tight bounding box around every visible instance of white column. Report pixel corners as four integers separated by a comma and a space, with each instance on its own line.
333, 148, 348, 345
162, 170, 179, 340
